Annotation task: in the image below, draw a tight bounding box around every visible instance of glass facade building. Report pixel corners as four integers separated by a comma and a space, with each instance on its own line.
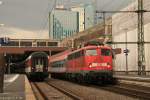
84, 4, 95, 29
49, 9, 79, 40
71, 4, 95, 32
71, 7, 85, 32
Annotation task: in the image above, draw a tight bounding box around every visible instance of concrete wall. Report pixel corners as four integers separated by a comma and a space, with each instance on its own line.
112, 0, 150, 73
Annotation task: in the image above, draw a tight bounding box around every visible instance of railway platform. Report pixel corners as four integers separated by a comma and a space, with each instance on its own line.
0, 74, 36, 100
114, 74, 150, 88
114, 74, 150, 82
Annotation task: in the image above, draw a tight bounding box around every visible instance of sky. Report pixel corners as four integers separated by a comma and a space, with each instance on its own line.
0, 0, 133, 39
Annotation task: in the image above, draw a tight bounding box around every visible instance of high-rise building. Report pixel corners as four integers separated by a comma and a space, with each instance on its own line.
84, 4, 95, 29
71, 6, 85, 32
49, 8, 79, 40
71, 4, 95, 32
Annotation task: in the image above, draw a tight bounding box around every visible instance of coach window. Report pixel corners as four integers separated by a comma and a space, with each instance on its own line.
85, 49, 97, 56
68, 54, 73, 60
80, 50, 84, 56
101, 49, 111, 56
75, 53, 77, 58
75, 52, 77, 58
76, 52, 80, 58
73, 53, 75, 59
68, 55, 70, 60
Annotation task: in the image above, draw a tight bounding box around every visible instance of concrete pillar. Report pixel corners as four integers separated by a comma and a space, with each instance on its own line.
19, 39, 21, 47
46, 41, 48, 47
0, 54, 5, 93
49, 51, 51, 56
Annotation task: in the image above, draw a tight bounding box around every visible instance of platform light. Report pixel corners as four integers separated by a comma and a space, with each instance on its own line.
0, 24, 4, 27
0, 1, 3, 5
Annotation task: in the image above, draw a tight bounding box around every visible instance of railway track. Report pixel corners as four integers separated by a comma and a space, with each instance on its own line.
74, 81, 150, 99
30, 82, 48, 100
87, 79, 150, 100
46, 81, 84, 100
31, 82, 83, 100
96, 84, 150, 100
71, 78, 150, 99
46, 78, 150, 100
31, 78, 150, 100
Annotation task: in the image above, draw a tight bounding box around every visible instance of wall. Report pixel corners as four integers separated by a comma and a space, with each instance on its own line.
112, 0, 150, 74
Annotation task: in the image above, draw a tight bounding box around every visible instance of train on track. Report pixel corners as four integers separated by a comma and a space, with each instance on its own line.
49, 41, 114, 83
24, 52, 49, 81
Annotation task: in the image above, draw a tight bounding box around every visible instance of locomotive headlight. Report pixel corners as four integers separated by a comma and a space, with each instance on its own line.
31, 67, 35, 72
45, 67, 48, 70
89, 64, 92, 68
107, 63, 111, 68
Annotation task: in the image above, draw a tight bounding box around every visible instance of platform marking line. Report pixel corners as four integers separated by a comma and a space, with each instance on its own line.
4, 75, 19, 89
25, 76, 36, 100
4, 74, 19, 83
114, 75, 150, 80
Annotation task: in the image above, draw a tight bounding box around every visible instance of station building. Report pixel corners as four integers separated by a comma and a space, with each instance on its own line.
112, 0, 150, 75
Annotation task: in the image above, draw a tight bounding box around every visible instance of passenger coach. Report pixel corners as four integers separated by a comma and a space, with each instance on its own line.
25, 52, 49, 81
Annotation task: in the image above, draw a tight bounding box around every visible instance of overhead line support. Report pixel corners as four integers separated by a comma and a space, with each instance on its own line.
96, 0, 147, 75
137, 0, 145, 75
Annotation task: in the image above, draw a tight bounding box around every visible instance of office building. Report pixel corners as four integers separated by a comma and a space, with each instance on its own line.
49, 8, 79, 40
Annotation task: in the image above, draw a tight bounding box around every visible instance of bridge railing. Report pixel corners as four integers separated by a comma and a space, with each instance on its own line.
0, 39, 60, 47
0, 45, 60, 47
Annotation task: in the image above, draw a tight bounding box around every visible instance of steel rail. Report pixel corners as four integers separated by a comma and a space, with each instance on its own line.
87, 81, 150, 100
46, 82, 83, 100
31, 82, 49, 100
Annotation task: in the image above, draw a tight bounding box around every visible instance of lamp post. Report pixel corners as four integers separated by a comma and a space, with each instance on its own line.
123, 28, 129, 74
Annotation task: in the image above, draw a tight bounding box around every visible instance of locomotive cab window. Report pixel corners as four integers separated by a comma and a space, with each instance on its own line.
85, 49, 97, 56
101, 49, 111, 56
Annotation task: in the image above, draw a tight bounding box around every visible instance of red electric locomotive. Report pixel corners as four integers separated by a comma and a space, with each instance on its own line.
66, 45, 113, 82
49, 42, 113, 83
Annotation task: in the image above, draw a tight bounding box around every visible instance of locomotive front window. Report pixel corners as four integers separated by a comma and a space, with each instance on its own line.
85, 49, 97, 56
101, 49, 111, 56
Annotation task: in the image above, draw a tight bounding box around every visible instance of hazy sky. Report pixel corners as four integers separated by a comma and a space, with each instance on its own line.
0, 0, 133, 39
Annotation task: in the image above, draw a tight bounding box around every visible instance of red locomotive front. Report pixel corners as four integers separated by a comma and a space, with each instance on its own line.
66, 45, 113, 82
82, 46, 112, 71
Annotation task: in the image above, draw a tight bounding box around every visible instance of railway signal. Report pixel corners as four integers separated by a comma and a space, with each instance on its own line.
123, 49, 129, 55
